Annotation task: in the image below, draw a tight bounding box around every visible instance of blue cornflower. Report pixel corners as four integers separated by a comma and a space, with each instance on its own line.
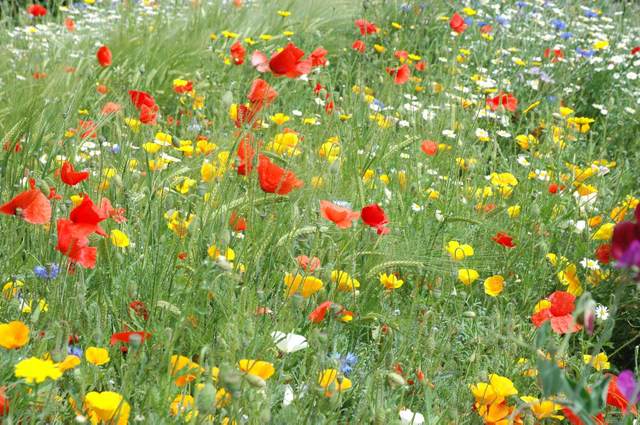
496, 16, 510, 26
516, 1, 528, 8
576, 48, 595, 58
330, 352, 358, 376
111, 144, 121, 154
560, 32, 573, 40
584, 9, 598, 18
34, 263, 60, 280
68, 345, 83, 358
551, 19, 566, 31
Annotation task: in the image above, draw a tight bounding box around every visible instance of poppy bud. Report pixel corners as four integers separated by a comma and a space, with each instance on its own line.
463, 310, 476, 318
386, 372, 406, 388
576, 295, 596, 335
245, 373, 266, 388
196, 383, 217, 414
220, 367, 243, 391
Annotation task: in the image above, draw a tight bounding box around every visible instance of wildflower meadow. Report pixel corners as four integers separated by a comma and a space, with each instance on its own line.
1, 0, 640, 423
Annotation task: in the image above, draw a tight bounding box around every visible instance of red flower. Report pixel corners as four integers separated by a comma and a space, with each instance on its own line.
110, 331, 151, 346
544, 48, 564, 62
59, 161, 89, 186
394, 50, 409, 61
480, 25, 493, 34
632, 46, 640, 55
320, 200, 360, 229
548, 183, 560, 194
296, 255, 321, 273
250, 50, 270, 72
230, 41, 246, 65
492, 232, 515, 248
487, 92, 518, 112
420, 140, 438, 156
129, 301, 149, 321
309, 301, 333, 323
352, 39, 366, 53
386, 63, 410, 85
229, 211, 247, 232
561, 408, 606, 425
595, 243, 611, 264
256, 155, 303, 195
129, 90, 159, 125
449, 12, 467, 34
64, 17, 75, 32
27, 4, 47, 17
268, 43, 312, 78
173, 80, 193, 94
236, 136, 256, 175
0, 386, 9, 417
100, 198, 127, 223
361, 204, 389, 235
310, 47, 328, 67
354, 19, 378, 35
55, 219, 97, 269
414, 61, 426, 71
247, 78, 278, 107
96, 45, 112, 67
531, 291, 581, 334
69, 196, 109, 237
0, 179, 51, 225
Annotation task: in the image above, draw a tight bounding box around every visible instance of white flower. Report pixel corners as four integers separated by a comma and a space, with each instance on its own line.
594, 305, 609, 321
422, 110, 436, 121
442, 129, 457, 139
282, 384, 295, 407
580, 258, 600, 270
496, 130, 512, 138
271, 331, 308, 353
516, 155, 530, 167
411, 203, 423, 212
399, 408, 425, 425
435, 210, 444, 222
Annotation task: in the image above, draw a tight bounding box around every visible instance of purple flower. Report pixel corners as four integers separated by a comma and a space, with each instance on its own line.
618, 370, 639, 405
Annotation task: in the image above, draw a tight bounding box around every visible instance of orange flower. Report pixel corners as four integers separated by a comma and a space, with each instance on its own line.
0, 321, 29, 349
257, 155, 303, 195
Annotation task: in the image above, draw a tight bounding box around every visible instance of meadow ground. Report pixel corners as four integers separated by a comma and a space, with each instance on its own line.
1, 0, 640, 423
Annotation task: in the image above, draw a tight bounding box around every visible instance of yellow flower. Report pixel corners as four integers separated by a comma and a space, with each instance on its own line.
446, 241, 474, 261
277, 10, 291, 17
557, 264, 582, 296
318, 369, 352, 396
284, 273, 324, 297
266, 131, 301, 156
110, 230, 130, 248
165, 211, 195, 238
520, 396, 563, 420
221, 30, 239, 39
593, 40, 609, 50
374, 44, 386, 53
170, 355, 203, 386
331, 270, 360, 292
2, 279, 24, 299
238, 359, 275, 380
56, 355, 81, 372
85, 391, 130, 425
380, 273, 404, 290
85, 347, 110, 366
458, 269, 479, 285
507, 205, 521, 218
0, 320, 29, 349
270, 113, 290, 125
592, 223, 614, 240
169, 394, 197, 420
15, 357, 62, 383
484, 275, 505, 297
318, 138, 341, 163
583, 352, 610, 371
175, 177, 197, 194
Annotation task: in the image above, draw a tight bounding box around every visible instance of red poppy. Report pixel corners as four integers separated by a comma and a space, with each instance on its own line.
632, 46, 640, 55
236, 136, 256, 175
256, 155, 303, 195
414, 61, 426, 71
174, 81, 193, 94
548, 183, 560, 194
100, 198, 127, 223
449, 12, 467, 34
352, 39, 366, 53
320, 200, 359, 229
47, 187, 62, 201
595, 243, 611, 264
110, 331, 151, 346
386, 63, 410, 84
69, 196, 109, 237
0, 179, 51, 225
0, 387, 8, 417
101, 102, 122, 116
492, 232, 515, 248
420, 140, 438, 156
394, 50, 409, 61
354, 19, 378, 35
27, 4, 47, 17
544, 48, 564, 62
268, 43, 312, 78
55, 219, 97, 269
561, 408, 606, 425
129, 301, 149, 321
487, 92, 518, 112
296, 255, 321, 273
247, 78, 278, 107
96, 45, 112, 67
129, 90, 156, 110
3, 141, 22, 153
59, 161, 89, 186
64, 17, 75, 32
230, 41, 246, 65
606, 374, 638, 413
361, 204, 389, 235
310, 47, 328, 67
480, 25, 493, 34
309, 301, 334, 323
531, 291, 581, 334
229, 211, 247, 232
250, 50, 270, 72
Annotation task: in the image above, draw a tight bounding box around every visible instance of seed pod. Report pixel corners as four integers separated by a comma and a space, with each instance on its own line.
386, 372, 406, 388
245, 373, 266, 388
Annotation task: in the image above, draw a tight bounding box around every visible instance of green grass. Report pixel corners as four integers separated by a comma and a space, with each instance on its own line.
1, 0, 640, 423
